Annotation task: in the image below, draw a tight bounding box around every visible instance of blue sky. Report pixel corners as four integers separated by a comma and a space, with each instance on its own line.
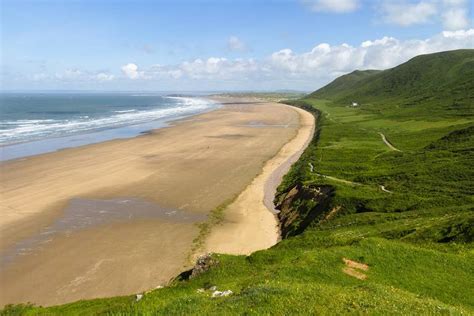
1, 0, 473, 91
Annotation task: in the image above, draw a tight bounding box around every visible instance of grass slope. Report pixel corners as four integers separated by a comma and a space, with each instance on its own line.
3, 50, 474, 315
310, 49, 474, 119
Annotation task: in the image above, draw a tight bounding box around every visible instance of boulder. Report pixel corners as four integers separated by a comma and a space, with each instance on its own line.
211, 290, 233, 298
190, 253, 219, 279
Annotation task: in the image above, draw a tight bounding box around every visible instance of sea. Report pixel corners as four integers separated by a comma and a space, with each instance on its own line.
0, 92, 219, 161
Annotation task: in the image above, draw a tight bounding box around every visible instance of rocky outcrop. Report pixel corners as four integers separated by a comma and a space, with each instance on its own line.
175, 253, 219, 281
191, 254, 219, 278
275, 184, 334, 238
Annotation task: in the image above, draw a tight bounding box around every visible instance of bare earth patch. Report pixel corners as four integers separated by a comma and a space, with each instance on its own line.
342, 258, 369, 280
322, 206, 342, 222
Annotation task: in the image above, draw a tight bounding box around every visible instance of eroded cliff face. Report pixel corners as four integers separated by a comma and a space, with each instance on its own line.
275, 184, 334, 238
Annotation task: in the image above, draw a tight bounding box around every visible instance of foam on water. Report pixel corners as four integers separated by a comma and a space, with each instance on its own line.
0, 95, 220, 160
0, 96, 217, 145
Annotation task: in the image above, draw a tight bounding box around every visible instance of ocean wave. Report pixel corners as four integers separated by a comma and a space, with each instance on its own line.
0, 97, 217, 145
2, 119, 58, 125
114, 109, 137, 113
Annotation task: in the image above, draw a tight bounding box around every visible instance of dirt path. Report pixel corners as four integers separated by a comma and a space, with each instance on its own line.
342, 258, 369, 280
313, 170, 361, 186
310, 164, 393, 194
379, 133, 401, 152
380, 185, 392, 193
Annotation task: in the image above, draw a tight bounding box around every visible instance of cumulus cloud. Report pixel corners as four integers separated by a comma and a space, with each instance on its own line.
116, 29, 473, 90
121, 63, 143, 79
268, 29, 474, 78
380, 1, 438, 26
227, 36, 246, 52
302, 0, 359, 13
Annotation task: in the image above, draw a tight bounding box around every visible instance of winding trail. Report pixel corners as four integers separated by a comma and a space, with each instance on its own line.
379, 132, 401, 152
312, 169, 361, 186
380, 185, 392, 193
309, 163, 392, 194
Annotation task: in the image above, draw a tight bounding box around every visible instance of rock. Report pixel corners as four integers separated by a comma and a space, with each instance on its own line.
196, 288, 205, 293
135, 294, 143, 302
211, 290, 233, 298
209, 285, 217, 291
190, 253, 219, 279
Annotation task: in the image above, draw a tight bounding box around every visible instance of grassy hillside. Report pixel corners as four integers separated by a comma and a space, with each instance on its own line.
310, 49, 474, 119
3, 50, 473, 315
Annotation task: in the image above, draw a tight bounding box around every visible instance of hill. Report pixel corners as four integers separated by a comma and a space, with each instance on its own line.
309, 49, 474, 118
2, 50, 473, 315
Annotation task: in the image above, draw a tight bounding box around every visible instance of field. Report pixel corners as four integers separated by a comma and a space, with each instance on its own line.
3, 50, 473, 315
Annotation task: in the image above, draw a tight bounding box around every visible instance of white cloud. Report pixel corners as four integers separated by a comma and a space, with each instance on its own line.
119, 29, 473, 90
23, 30, 474, 91
442, 28, 474, 38
380, 1, 438, 26
227, 36, 246, 52
55, 69, 83, 80
268, 29, 474, 76
178, 57, 257, 79
379, 0, 471, 29
144, 57, 258, 81
441, 0, 470, 30
442, 7, 470, 30
302, 0, 359, 13
121, 63, 143, 79
96, 72, 115, 81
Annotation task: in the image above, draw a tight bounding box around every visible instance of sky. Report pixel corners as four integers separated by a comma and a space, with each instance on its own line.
1, 0, 473, 91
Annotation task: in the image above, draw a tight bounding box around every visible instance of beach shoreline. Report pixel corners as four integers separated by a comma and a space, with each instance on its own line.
0, 97, 313, 307
203, 102, 315, 255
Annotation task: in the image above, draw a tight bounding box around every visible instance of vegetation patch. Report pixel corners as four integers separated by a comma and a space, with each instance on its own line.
189, 197, 236, 258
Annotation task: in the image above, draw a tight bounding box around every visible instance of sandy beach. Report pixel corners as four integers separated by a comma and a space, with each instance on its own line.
0, 98, 314, 306
204, 105, 314, 255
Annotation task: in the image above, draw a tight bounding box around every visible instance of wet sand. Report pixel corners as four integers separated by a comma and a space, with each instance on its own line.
0, 98, 305, 306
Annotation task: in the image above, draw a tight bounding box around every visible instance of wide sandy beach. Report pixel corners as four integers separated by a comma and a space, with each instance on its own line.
0, 98, 314, 306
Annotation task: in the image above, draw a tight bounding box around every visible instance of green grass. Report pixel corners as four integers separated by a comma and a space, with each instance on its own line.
3, 50, 473, 315
189, 197, 236, 258
3, 238, 473, 315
